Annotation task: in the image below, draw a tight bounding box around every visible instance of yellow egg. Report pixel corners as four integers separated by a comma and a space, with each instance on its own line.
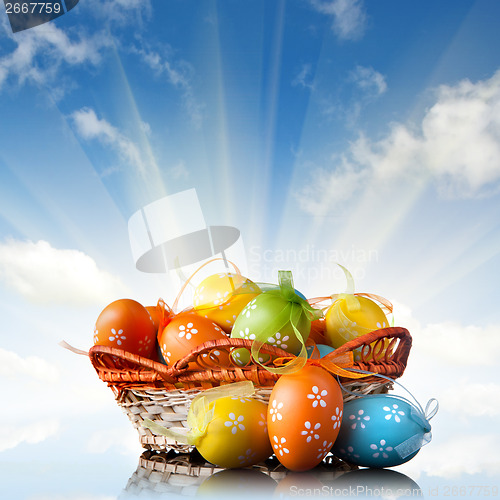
193, 273, 261, 333
196, 396, 272, 468
197, 469, 277, 496
325, 295, 389, 349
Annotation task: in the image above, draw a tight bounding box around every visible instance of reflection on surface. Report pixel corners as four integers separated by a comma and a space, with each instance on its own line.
331, 468, 422, 498
119, 450, 421, 498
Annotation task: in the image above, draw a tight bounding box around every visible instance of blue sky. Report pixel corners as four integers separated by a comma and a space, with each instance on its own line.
1, 1, 500, 498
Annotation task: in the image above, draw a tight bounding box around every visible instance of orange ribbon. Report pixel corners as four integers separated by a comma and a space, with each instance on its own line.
307, 293, 393, 315
270, 349, 369, 379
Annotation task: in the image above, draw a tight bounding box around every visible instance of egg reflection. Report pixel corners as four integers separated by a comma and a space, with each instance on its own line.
332, 468, 422, 499
122, 451, 360, 499
197, 468, 277, 497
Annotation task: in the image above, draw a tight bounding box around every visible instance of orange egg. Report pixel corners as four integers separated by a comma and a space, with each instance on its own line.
93, 298, 156, 357
146, 305, 161, 333
267, 364, 344, 471
274, 471, 325, 497
158, 312, 229, 368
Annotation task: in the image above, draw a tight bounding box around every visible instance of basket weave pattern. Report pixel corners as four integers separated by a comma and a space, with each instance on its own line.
90, 326, 412, 452
123, 450, 358, 497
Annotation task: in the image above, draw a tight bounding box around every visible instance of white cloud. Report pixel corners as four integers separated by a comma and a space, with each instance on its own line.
296, 160, 369, 215
168, 160, 190, 180
70, 107, 148, 176
0, 21, 110, 94
0, 348, 59, 383
0, 420, 59, 452
349, 65, 387, 97
420, 73, 500, 197
292, 64, 315, 91
382, 303, 500, 479
297, 69, 500, 213
440, 383, 500, 417
86, 0, 152, 25
414, 321, 500, 367
309, 0, 367, 41
391, 301, 500, 367
28, 496, 117, 500
140, 120, 152, 136
86, 425, 142, 455
400, 434, 500, 479
131, 44, 204, 127
0, 239, 128, 306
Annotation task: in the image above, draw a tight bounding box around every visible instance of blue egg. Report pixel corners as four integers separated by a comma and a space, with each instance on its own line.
156, 342, 167, 365
265, 285, 307, 300
306, 344, 336, 358
316, 344, 336, 357
332, 394, 432, 468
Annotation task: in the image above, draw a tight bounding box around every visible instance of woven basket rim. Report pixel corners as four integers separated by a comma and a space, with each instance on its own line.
89, 326, 412, 390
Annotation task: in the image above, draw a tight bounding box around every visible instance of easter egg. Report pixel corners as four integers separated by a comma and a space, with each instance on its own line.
230, 292, 312, 367
146, 305, 161, 333
307, 344, 336, 359
158, 312, 229, 368
145, 304, 165, 363
332, 468, 422, 497
267, 365, 344, 471
197, 468, 277, 496
193, 273, 261, 333
325, 295, 389, 349
196, 396, 273, 468
274, 472, 324, 497
324, 295, 391, 361
155, 342, 167, 365
93, 298, 156, 357
263, 285, 307, 301
332, 394, 432, 468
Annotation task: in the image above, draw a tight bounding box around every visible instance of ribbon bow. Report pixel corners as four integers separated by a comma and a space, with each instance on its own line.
142, 381, 255, 446
249, 270, 323, 374
395, 397, 439, 459
270, 348, 370, 379
339, 369, 439, 459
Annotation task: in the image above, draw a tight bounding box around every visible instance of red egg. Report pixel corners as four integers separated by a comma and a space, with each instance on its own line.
93, 298, 156, 357
158, 312, 229, 368
267, 364, 344, 471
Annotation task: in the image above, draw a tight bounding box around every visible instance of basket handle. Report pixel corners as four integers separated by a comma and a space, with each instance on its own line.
334, 326, 412, 364
88, 345, 178, 383
167, 337, 293, 374
88, 338, 290, 381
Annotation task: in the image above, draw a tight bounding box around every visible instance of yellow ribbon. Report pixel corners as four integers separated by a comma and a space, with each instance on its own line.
271, 349, 370, 379
142, 381, 255, 446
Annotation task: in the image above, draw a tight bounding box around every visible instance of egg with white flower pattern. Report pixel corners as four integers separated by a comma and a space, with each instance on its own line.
332, 394, 432, 468
195, 396, 273, 468
230, 291, 312, 366
158, 312, 229, 368
325, 295, 389, 349
267, 365, 344, 471
93, 298, 156, 357
325, 295, 392, 361
193, 272, 261, 333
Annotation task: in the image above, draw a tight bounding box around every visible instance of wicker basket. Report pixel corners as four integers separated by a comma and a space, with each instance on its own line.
89, 325, 411, 453
120, 450, 358, 497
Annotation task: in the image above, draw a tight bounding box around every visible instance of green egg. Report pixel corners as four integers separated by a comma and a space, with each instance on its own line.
230, 289, 312, 366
